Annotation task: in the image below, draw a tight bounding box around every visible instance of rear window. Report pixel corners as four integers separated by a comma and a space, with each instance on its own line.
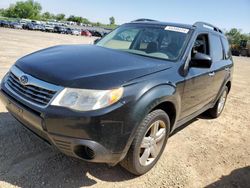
221, 37, 231, 59
210, 34, 223, 61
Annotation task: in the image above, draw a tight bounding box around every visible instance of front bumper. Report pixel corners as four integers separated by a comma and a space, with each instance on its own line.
0, 87, 132, 164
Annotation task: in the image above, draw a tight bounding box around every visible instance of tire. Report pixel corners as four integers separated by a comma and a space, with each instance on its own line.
120, 109, 170, 175
208, 87, 228, 118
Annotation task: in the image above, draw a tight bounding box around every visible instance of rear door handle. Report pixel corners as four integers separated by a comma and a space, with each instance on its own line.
208, 72, 215, 77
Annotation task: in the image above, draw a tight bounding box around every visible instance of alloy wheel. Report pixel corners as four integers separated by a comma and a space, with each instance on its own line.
139, 120, 166, 166
217, 90, 227, 114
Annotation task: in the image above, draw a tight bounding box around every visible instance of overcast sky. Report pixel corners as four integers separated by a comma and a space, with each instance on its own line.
1, 0, 250, 33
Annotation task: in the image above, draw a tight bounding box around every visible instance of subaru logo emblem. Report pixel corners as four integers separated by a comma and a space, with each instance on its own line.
19, 75, 28, 85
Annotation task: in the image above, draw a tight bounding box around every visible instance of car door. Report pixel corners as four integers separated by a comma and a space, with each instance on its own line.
180, 33, 214, 119
208, 34, 231, 100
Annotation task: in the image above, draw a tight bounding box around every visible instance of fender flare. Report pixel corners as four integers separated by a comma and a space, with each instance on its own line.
121, 83, 181, 157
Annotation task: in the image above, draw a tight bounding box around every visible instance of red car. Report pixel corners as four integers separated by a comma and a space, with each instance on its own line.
81, 30, 92, 37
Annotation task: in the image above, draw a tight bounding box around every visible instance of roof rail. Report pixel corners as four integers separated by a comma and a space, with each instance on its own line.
193, 22, 223, 33
131, 18, 158, 22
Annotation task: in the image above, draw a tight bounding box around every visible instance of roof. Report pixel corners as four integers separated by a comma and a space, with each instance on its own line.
127, 19, 224, 36
129, 20, 194, 29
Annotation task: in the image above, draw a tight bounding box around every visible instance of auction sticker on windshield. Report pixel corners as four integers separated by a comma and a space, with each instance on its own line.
165, 26, 189, 33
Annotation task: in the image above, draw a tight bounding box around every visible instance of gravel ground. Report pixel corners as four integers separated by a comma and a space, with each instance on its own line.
0, 28, 249, 188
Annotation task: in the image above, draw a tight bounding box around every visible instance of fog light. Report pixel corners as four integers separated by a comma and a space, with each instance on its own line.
74, 145, 95, 160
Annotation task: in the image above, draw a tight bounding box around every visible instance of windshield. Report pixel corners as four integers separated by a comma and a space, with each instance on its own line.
97, 24, 191, 61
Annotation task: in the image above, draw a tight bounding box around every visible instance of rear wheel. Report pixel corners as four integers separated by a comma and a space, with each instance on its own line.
120, 110, 170, 175
208, 87, 228, 118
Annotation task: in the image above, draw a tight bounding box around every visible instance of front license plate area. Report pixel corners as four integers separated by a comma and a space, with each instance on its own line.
7, 100, 23, 117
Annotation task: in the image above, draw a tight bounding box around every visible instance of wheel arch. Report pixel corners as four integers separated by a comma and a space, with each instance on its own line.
124, 84, 180, 149
119, 86, 179, 169
150, 101, 177, 131
132, 83, 180, 132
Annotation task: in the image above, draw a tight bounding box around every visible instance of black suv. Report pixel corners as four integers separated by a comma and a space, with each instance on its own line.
0, 20, 233, 175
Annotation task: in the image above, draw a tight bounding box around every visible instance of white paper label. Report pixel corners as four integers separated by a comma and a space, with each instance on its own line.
165, 26, 189, 33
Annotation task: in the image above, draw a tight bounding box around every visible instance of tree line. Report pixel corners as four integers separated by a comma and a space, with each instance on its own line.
0, 0, 116, 27
225, 28, 250, 48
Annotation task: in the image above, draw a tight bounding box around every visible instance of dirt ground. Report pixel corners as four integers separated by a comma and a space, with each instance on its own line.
0, 28, 249, 188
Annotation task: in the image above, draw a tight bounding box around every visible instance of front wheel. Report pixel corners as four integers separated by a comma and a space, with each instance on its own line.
120, 110, 170, 175
208, 87, 228, 118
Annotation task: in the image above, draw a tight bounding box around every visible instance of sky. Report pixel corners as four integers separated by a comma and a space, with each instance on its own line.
1, 0, 250, 33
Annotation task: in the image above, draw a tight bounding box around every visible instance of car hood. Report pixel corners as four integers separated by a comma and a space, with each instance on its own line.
15, 45, 172, 89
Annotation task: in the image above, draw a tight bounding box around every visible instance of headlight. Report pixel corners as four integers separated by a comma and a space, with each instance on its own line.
51, 87, 124, 111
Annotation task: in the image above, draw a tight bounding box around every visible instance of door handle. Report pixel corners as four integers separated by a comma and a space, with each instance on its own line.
208, 72, 215, 77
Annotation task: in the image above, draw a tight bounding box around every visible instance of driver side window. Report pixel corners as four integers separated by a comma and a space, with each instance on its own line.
192, 34, 210, 57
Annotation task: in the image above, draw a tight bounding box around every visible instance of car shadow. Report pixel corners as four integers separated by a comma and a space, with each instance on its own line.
205, 166, 250, 188
170, 113, 211, 136
198, 112, 216, 120
0, 111, 218, 187
0, 112, 135, 187
170, 117, 198, 136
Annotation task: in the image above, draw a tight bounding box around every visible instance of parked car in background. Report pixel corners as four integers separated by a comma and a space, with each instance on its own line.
9, 22, 23, 29
65, 28, 80, 35
0, 19, 111, 38
19, 20, 29, 26
81, 30, 92, 37
231, 48, 240, 56
24, 23, 40, 30
90, 30, 103, 37
0, 20, 4, 27
45, 24, 55, 32
239, 40, 250, 57
65, 27, 73, 34
71, 29, 81, 36
54, 26, 67, 34
0, 20, 10, 27
101, 31, 109, 37
38, 24, 46, 32
22, 23, 29, 30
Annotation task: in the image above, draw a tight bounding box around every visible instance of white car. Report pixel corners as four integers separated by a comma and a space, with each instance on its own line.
71, 29, 80, 36
45, 24, 54, 32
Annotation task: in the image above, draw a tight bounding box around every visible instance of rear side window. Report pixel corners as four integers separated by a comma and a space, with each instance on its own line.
210, 34, 223, 61
221, 37, 231, 59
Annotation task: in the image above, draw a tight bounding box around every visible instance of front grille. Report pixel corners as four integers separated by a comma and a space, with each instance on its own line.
6, 72, 57, 106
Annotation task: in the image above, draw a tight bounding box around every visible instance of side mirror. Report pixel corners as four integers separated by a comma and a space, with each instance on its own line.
190, 52, 212, 68
93, 38, 100, 44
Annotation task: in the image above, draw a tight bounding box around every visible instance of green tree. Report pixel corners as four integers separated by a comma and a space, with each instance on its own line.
41, 11, 53, 20
67, 15, 76, 22
109, 16, 115, 25
67, 15, 86, 23
3, 0, 42, 19
0, 8, 5, 16
225, 28, 249, 46
55, 13, 65, 21
82, 18, 90, 24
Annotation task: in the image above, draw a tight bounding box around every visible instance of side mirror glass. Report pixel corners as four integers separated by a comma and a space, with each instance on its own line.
190, 52, 212, 68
